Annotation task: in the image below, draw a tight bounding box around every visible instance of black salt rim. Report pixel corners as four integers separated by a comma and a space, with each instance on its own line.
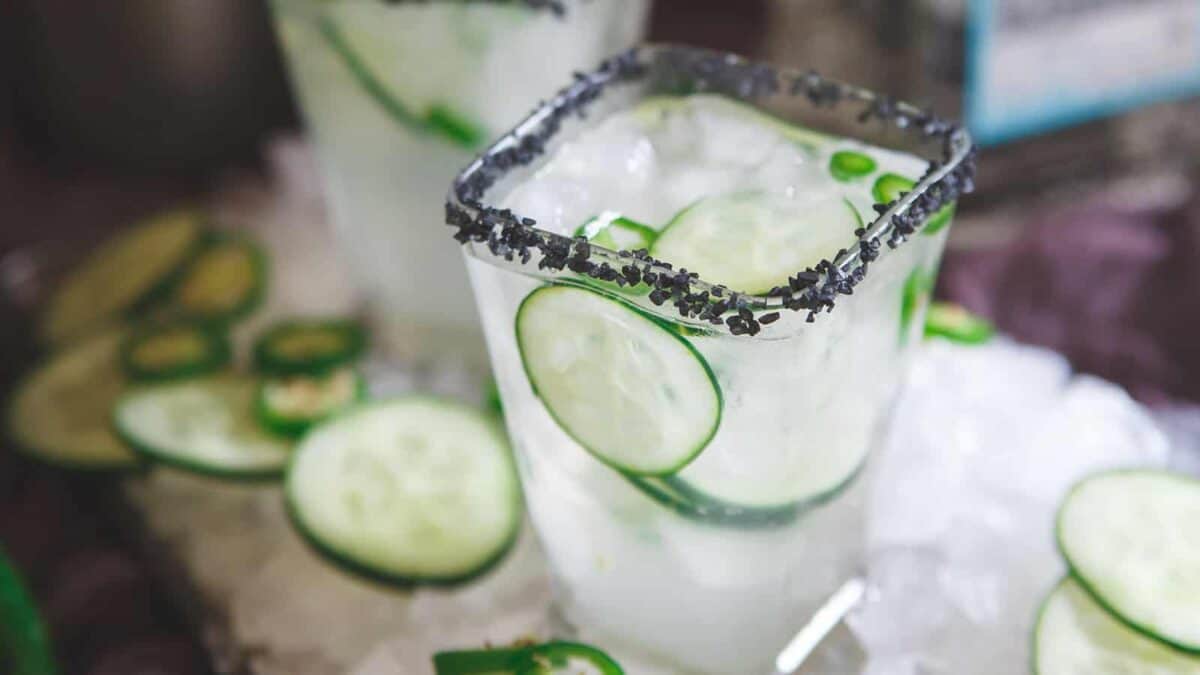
445, 45, 977, 337
380, 0, 567, 16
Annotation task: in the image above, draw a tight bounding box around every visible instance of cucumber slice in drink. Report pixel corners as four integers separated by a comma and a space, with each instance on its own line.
256, 368, 366, 438
633, 95, 829, 151
1034, 578, 1200, 674
650, 191, 860, 295
0, 546, 57, 675
1056, 470, 1200, 653
924, 302, 994, 344
871, 173, 955, 235
623, 474, 803, 529
6, 330, 138, 470
166, 235, 266, 324
40, 208, 204, 345
113, 376, 291, 480
574, 212, 657, 253
828, 150, 877, 182
286, 397, 521, 586
120, 322, 232, 383
515, 285, 722, 476
434, 642, 623, 675
253, 318, 367, 376
316, 14, 484, 148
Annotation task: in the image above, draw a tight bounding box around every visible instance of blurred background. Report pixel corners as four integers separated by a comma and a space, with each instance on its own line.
0, 0, 1197, 673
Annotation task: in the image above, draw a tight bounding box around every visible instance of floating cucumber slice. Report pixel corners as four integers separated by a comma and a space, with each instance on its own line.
632, 95, 830, 151
924, 302, 994, 345
256, 368, 366, 438
316, 14, 484, 148
253, 318, 367, 377
650, 191, 860, 295
6, 330, 138, 470
574, 212, 658, 252
1057, 470, 1200, 653
871, 173, 955, 236
433, 641, 623, 675
515, 285, 722, 476
40, 208, 204, 345
828, 150, 877, 181
0, 546, 57, 675
113, 376, 291, 480
1034, 577, 1200, 674
287, 397, 521, 586
120, 322, 232, 382
623, 474, 803, 529
166, 235, 266, 324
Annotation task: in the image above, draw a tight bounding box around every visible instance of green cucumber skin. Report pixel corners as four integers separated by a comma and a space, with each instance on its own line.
253, 320, 367, 377
316, 17, 483, 150
622, 457, 866, 530
112, 387, 287, 482
255, 371, 368, 439
122, 217, 210, 320
0, 546, 57, 675
4, 352, 144, 474
1055, 469, 1200, 655
119, 324, 233, 384
515, 284, 724, 477
175, 235, 268, 326
285, 397, 523, 588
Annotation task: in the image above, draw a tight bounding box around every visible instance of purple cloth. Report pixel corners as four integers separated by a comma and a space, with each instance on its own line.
939, 197, 1200, 406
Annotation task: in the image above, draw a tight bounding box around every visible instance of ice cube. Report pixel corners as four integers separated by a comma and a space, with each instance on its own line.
854, 339, 1168, 675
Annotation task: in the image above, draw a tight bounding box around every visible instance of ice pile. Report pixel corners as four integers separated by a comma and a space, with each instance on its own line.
851, 337, 1171, 675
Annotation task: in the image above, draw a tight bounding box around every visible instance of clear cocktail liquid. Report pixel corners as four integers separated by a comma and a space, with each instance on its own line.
464, 91, 955, 673
270, 0, 649, 365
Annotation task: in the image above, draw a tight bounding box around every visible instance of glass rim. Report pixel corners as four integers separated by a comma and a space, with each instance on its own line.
446, 44, 976, 337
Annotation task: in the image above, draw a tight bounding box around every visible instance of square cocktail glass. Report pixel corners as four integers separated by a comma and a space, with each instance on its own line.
448, 46, 975, 674
268, 0, 650, 365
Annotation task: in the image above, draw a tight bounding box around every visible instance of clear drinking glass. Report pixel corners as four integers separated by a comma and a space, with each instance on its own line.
448, 46, 974, 674
268, 0, 651, 365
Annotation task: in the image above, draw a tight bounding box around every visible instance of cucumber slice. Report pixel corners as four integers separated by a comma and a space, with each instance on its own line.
256, 368, 366, 438
924, 302, 994, 345
0, 546, 57, 675
286, 397, 521, 586
650, 191, 860, 295
515, 285, 722, 476
623, 474, 802, 529
1034, 578, 1200, 674
434, 642, 623, 675
316, 15, 484, 149
253, 319, 367, 376
120, 322, 232, 382
113, 376, 291, 480
574, 212, 658, 253
633, 95, 829, 151
1057, 470, 1200, 653
6, 330, 138, 470
828, 150, 877, 182
40, 208, 204, 345
167, 235, 265, 324
871, 173, 955, 236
